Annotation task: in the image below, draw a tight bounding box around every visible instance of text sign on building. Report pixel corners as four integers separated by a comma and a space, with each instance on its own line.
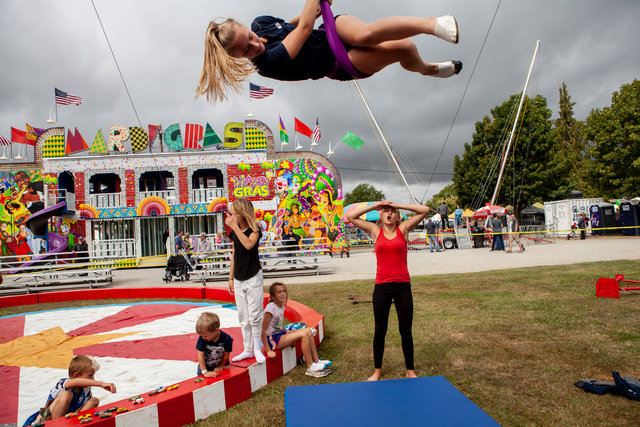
227, 164, 274, 203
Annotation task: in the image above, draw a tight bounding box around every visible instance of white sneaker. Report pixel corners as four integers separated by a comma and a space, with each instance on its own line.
305, 368, 331, 378
435, 61, 463, 78
309, 362, 326, 372
231, 351, 254, 362
319, 359, 332, 368
435, 15, 459, 44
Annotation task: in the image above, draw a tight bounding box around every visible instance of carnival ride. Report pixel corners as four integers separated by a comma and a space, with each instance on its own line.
8, 232, 68, 275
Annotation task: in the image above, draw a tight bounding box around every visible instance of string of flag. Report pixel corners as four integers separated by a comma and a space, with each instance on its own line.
0, 80, 366, 160
247, 83, 365, 154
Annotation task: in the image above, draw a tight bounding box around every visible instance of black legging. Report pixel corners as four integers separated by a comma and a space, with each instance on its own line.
372, 282, 414, 370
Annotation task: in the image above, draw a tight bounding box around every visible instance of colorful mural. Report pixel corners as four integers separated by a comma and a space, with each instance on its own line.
264, 158, 346, 249
0, 170, 47, 259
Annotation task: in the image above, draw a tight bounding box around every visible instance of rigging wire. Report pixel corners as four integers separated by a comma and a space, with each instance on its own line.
350, 83, 406, 192
469, 99, 519, 210
333, 164, 453, 175
90, 0, 143, 129
90, 0, 164, 180
513, 98, 533, 211
420, 0, 503, 204
470, 98, 520, 209
392, 136, 425, 192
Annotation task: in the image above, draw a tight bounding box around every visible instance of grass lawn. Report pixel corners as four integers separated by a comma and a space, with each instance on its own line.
3, 260, 639, 426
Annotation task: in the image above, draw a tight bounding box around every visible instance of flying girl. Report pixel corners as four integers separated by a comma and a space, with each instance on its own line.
196, 0, 462, 102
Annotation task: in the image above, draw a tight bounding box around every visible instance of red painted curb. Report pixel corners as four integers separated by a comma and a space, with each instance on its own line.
1, 287, 325, 426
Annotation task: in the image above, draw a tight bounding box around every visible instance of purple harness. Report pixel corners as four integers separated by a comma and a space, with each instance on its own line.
319, 1, 370, 79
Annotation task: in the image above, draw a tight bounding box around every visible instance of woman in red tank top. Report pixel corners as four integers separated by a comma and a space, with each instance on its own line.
346, 201, 430, 381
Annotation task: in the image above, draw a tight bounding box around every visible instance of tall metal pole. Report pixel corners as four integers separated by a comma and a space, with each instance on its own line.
489, 40, 541, 208
352, 80, 419, 204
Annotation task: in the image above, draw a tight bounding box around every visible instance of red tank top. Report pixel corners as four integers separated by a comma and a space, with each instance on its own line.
374, 227, 410, 284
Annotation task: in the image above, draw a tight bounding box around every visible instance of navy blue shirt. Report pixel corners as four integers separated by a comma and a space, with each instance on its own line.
196, 330, 233, 370
174, 235, 183, 250
251, 16, 336, 81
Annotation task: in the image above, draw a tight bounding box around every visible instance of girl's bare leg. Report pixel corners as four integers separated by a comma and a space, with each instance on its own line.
335, 15, 436, 47
348, 40, 440, 76
276, 328, 319, 367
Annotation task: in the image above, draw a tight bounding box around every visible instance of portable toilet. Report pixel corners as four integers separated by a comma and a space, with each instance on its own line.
619, 200, 639, 236
590, 203, 617, 235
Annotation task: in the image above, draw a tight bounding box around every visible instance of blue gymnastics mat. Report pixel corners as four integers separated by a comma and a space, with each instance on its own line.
285, 375, 499, 426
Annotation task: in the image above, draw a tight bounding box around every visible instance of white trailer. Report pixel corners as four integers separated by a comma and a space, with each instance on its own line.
544, 198, 603, 236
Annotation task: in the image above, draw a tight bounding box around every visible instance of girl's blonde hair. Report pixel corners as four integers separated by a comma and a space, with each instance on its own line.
196, 19, 256, 103
232, 198, 259, 233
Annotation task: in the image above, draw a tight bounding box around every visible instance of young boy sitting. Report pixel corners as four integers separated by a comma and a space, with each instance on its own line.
196, 312, 233, 377
23, 355, 116, 426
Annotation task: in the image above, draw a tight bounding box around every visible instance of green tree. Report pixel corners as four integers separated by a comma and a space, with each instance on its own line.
552, 82, 587, 195
583, 79, 640, 199
343, 183, 385, 206
425, 183, 457, 211
453, 94, 560, 215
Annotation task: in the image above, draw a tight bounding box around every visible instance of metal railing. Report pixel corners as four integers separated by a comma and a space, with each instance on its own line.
139, 190, 176, 202
46, 188, 71, 207
192, 188, 224, 204
90, 192, 122, 208
91, 238, 136, 259
519, 225, 554, 243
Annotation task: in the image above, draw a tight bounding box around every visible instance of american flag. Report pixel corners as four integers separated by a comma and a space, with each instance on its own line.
249, 83, 274, 99
312, 117, 321, 143
0, 135, 10, 146
55, 88, 83, 106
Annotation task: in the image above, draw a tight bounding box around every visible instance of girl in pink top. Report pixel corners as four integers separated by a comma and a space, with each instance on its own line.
346, 201, 430, 381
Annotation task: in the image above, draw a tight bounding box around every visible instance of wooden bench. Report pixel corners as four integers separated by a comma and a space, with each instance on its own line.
0, 268, 113, 295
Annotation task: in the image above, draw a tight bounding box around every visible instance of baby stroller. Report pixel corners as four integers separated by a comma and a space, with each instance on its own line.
163, 253, 192, 282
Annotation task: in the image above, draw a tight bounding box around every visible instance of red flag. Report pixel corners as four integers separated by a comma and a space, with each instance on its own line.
294, 118, 313, 137
11, 127, 26, 144
148, 124, 160, 148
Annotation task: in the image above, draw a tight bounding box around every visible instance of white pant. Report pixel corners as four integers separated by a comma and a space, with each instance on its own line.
234, 270, 264, 352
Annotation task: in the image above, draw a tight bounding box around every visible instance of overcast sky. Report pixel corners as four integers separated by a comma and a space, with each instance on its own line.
1, 0, 638, 204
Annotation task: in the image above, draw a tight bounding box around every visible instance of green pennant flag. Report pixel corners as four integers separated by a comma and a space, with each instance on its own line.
203, 122, 222, 147
341, 131, 365, 150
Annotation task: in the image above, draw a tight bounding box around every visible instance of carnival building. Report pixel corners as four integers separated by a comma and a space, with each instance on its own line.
0, 118, 345, 267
